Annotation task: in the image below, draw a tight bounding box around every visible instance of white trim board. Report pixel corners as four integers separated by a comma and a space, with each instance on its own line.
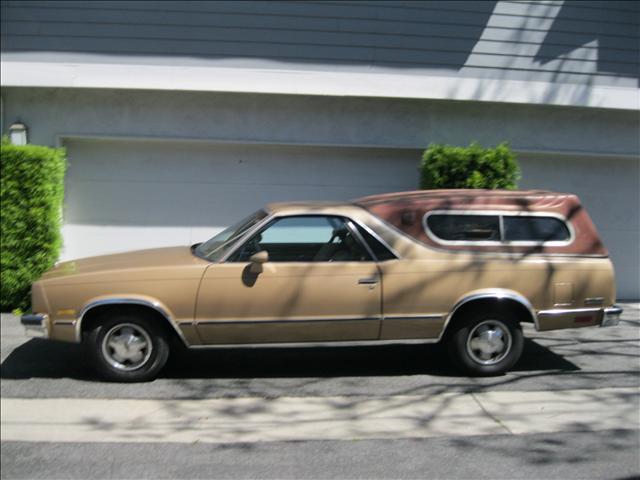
2, 61, 638, 111
55, 133, 639, 160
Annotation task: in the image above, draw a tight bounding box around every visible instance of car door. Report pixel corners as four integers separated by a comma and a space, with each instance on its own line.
195, 215, 382, 344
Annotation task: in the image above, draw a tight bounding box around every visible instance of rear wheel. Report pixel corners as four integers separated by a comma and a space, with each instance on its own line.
447, 313, 523, 376
86, 313, 170, 382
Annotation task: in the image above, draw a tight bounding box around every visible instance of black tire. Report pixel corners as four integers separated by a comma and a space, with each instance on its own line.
86, 312, 170, 382
447, 311, 523, 376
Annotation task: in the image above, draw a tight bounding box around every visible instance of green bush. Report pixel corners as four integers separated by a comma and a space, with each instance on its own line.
420, 142, 520, 190
1, 141, 66, 311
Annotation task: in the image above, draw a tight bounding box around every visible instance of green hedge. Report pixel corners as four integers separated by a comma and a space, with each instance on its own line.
1, 141, 66, 311
420, 142, 520, 190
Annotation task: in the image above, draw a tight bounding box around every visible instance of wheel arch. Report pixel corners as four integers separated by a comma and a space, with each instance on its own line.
441, 289, 538, 341
76, 296, 189, 347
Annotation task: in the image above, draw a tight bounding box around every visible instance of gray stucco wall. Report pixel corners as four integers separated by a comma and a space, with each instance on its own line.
2, 87, 638, 156
1, 0, 638, 88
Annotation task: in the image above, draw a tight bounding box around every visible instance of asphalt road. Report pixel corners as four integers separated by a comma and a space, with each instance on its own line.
1, 304, 639, 479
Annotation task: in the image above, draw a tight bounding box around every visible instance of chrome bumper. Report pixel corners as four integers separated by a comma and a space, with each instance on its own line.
20, 313, 49, 338
601, 305, 623, 327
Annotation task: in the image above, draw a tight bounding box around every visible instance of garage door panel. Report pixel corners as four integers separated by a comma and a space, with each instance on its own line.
65, 180, 208, 226
66, 140, 418, 188
61, 225, 192, 261
65, 179, 414, 226
601, 230, 640, 270
613, 268, 640, 301
576, 194, 639, 232
520, 155, 639, 298
62, 139, 420, 261
520, 156, 638, 191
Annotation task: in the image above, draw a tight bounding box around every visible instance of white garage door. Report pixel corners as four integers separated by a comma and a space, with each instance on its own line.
519, 154, 639, 299
62, 138, 421, 260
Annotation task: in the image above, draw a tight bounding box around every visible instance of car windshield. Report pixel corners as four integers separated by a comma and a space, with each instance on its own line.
194, 210, 268, 261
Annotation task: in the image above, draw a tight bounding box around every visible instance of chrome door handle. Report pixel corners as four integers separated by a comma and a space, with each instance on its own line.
358, 277, 378, 285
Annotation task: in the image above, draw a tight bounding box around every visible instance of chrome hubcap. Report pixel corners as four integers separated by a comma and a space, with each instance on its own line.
101, 323, 152, 371
466, 320, 512, 366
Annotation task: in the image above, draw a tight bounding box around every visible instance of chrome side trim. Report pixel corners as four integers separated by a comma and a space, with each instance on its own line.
53, 320, 77, 326
423, 210, 575, 248
195, 317, 380, 326
76, 298, 190, 347
537, 307, 602, 316
442, 289, 539, 338
384, 314, 445, 321
188, 338, 435, 349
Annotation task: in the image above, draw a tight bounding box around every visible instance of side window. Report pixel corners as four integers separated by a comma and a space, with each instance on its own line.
229, 216, 372, 262
353, 224, 396, 261
503, 216, 570, 242
424, 212, 573, 245
426, 214, 500, 242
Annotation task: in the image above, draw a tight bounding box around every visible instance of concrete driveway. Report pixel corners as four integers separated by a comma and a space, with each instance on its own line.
1, 304, 639, 479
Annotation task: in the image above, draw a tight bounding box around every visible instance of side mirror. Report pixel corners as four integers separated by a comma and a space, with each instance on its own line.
249, 251, 269, 273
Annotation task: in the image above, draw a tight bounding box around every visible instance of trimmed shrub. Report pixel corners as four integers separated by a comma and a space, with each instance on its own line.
420, 142, 520, 190
1, 141, 66, 311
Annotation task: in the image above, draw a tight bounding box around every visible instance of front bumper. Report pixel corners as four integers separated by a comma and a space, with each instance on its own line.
601, 305, 623, 327
20, 313, 49, 338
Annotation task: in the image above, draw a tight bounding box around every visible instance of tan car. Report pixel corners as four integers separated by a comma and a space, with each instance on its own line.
22, 189, 622, 382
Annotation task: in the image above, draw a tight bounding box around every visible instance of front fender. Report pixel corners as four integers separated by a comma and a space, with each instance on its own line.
73, 294, 187, 345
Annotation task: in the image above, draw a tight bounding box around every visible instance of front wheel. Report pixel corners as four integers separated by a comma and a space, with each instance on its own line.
447, 313, 523, 376
86, 313, 170, 382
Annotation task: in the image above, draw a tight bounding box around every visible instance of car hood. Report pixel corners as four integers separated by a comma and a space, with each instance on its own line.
41, 246, 208, 280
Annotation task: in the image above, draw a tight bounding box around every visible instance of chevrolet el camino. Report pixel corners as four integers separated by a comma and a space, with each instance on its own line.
22, 190, 622, 381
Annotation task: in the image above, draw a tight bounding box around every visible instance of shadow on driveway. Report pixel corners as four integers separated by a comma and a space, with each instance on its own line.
1, 337, 577, 382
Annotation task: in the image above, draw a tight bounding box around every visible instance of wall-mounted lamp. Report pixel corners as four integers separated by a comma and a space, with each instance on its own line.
9, 122, 28, 145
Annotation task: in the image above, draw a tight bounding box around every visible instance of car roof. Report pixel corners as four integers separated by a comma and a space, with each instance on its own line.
354, 189, 572, 207
265, 190, 574, 213
264, 201, 354, 213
